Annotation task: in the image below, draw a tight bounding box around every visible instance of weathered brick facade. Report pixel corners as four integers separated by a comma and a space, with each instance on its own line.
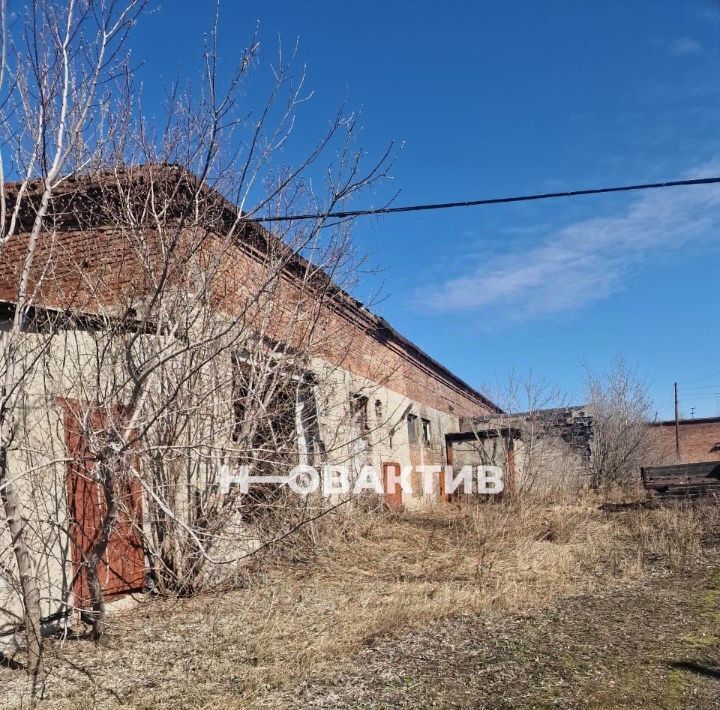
0, 167, 497, 421
0, 168, 503, 644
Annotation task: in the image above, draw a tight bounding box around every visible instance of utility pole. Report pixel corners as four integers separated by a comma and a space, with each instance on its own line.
674, 382, 681, 462
691, 407, 696, 419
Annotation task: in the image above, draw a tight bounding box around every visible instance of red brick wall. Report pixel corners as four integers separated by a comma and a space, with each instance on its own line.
0, 222, 496, 420
651, 419, 720, 464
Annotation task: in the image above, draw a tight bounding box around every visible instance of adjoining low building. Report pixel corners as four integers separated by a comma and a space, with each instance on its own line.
450, 406, 595, 494
0, 166, 500, 644
454, 407, 720, 493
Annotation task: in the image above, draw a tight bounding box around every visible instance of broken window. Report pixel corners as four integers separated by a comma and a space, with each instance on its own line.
350, 394, 369, 435
230, 353, 324, 515
349, 394, 371, 476
374, 399, 384, 423
296, 378, 324, 466
421, 418, 432, 446
407, 413, 418, 446
232, 353, 322, 469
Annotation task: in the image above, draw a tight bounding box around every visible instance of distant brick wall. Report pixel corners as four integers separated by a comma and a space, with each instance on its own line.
651, 419, 720, 464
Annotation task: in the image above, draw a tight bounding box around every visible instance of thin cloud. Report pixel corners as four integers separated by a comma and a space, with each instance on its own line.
423, 164, 720, 320
669, 37, 704, 55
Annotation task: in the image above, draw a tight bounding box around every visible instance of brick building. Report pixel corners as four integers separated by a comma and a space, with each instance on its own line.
650, 417, 720, 464
0, 166, 499, 642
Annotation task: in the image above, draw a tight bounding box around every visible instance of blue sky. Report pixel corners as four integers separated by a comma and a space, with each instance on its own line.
131, 1, 720, 418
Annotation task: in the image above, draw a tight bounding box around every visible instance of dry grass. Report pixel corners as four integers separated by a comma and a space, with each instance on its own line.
3, 493, 719, 709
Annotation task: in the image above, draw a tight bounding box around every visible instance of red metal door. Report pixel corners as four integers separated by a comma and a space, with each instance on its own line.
62, 400, 144, 608
383, 462, 403, 512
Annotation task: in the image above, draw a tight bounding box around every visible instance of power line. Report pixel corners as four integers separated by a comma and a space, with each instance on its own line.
255, 175, 720, 223
679, 370, 720, 385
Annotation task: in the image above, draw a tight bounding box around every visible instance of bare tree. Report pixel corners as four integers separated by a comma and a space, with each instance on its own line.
585, 358, 659, 489
0, 0, 145, 677
1, 0, 395, 659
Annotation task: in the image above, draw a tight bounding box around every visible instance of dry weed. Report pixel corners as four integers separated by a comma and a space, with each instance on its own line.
2, 493, 718, 709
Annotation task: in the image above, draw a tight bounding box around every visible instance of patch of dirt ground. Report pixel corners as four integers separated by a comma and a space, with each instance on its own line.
262, 566, 720, 709
2, 503, 720, 708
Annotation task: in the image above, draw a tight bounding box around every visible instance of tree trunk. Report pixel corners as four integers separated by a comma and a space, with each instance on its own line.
0, 444, 44, 678
81, 459, 118, 642
82, 559, 107, 642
